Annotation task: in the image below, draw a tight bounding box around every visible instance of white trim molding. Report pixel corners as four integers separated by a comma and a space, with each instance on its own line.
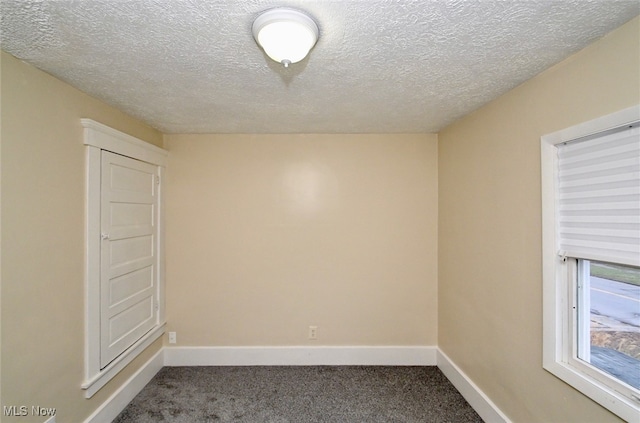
83, 349, 164, 423
82, 119, 168, 398
163, 346, 437, 367
437, 350, 511, 423
84, 346, 509, 423
81, 119, 168, 166
81, 324, 165, 398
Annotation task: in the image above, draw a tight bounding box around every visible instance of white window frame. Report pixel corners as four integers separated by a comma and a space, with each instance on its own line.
80, 119, 168, 398
541, 105, 640, 421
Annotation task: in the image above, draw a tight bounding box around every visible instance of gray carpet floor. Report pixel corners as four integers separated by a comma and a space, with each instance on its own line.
113, 366, 484, 422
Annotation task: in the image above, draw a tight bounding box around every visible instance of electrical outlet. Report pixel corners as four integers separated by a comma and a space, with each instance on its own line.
169, 331, 177, 344
308, 325, 318, 340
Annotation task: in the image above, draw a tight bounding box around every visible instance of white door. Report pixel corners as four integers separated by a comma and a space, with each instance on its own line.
100, 151, 159, 368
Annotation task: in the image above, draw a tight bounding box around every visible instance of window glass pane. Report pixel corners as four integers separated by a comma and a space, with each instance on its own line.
578, 260, 640, 390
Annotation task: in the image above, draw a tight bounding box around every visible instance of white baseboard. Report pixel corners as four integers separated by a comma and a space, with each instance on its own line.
84, 346, 509, 423
83, 348, 164, 423
164, 346, 437, 366
437, 349, 511, 423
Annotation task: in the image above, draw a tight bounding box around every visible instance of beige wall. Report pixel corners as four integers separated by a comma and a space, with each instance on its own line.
164, 134, 438, 346
438, 17, 639, 423
0, 51, 163, 422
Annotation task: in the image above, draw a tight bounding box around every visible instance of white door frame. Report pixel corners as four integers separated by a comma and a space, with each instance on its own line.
81, 119, 168, 398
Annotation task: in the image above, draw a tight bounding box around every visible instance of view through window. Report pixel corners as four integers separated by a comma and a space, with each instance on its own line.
578, 260, 640, 390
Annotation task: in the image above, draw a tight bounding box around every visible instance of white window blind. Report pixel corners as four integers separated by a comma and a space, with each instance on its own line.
557, 124, 640, 267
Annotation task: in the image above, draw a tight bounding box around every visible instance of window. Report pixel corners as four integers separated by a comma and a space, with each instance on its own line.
541, 105, 640, 421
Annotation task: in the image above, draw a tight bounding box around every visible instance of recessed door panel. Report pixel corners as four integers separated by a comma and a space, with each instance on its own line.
107, 296, 154, 348
110, 164, 155, 195
109, 235, 153, 267
109, 266, 154, 307
111, 202, 154, 229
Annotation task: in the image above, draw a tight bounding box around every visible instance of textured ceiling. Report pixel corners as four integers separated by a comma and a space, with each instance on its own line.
1, 1, 638, 134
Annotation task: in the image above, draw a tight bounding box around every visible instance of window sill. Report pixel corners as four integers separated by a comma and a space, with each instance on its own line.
81, 323, 165, 398
543, 357, 640, 421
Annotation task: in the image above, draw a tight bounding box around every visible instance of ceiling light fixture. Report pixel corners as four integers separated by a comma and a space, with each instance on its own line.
252, 8, 319, 68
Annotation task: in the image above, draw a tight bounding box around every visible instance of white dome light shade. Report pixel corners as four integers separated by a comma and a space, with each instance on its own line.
252, 8, 319, 67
